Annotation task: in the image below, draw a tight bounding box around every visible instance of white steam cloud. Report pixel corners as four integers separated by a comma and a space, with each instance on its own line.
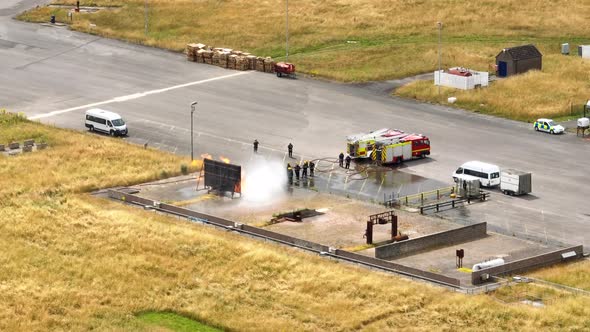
241, 157, 288, 205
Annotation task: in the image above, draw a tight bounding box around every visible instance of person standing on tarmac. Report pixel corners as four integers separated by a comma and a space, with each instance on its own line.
294, 164, 301, 181
253, 139, 259, 153
302, 161, 308, 177
345, 155, 352, 169
288, 143, 293, 158
339, 152, 344, 167
287, 163, 293, 184
309, 160, 315, 177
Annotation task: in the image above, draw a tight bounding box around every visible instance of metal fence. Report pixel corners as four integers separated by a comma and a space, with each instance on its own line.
384, 186, 454, 208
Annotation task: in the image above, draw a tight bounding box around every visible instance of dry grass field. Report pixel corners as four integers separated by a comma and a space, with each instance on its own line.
2, 110, 590, 330
17, 0, 590, 120
530, 260, 590, 292
396, 52, 590, 121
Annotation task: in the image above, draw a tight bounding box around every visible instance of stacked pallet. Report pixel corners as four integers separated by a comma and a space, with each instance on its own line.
256, 57, 265, 71
196, 49, 206, 63
264, 57, 275, 73
228, 54, 237, 70
236, 56, 249, 71
212, 52, 220, 66
218, 52, 229, 68
203, 50, 213, 64
246, 55, 257, 70
186, 42, 278, 74
186, 43, 207, 61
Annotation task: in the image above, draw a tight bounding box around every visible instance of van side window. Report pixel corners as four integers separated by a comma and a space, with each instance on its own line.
107, 120, 113, 127
490, 172, 500, 179
465, 169, 487, 179
455, 167, 463, 174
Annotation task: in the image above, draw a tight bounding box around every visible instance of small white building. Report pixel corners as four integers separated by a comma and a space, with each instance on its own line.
434, 67, 489, 90
578, 45, 590, 58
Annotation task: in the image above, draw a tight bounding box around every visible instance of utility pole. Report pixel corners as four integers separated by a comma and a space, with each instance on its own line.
286, 0, 289, 61
144, 0, 148, 36
437, 21, 443, 96
190, 101, 198, 160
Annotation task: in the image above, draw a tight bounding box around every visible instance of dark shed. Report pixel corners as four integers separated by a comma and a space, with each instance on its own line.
495, 44, 542, 77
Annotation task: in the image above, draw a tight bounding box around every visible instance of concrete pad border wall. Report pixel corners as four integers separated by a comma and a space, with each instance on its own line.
107, 189, 461, 288
471, 245, 584, 285
335, 249, 461, 286
375, 222, 487, 259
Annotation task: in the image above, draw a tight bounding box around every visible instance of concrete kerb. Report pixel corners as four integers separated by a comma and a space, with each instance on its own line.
106, 189, 463, 289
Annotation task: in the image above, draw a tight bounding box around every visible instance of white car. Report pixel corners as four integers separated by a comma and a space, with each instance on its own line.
533, 118, 564, 134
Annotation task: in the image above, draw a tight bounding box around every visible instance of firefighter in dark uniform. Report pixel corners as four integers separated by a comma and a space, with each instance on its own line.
309, 160, 315, 177
288, 143, 293, 158
345, 155, 351, 169
302, 161, 308, 177
287, 163, 293, 185
253, 139, 259, 153
338, 152, 344, 167
294, 164, 301, 181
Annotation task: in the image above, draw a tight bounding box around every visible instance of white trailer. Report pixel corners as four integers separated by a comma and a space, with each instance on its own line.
500, 169, 532, 196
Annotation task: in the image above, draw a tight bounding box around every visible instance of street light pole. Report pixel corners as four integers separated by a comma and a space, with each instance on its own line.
437, 21, 443, 96
190, 101, 198, 161
144, 0, 148, 36
286, 0, 289, 61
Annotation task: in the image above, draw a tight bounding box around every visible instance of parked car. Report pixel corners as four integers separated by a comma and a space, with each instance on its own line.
533, 118, 564, 134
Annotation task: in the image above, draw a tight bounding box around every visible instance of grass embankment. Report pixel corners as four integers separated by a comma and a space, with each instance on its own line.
530, 260, 590, 292
1, 110, 590, 330
17, 0, 590, 120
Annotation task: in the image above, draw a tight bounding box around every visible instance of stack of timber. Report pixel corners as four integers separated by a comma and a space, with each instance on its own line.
186, 42, 277, 73
264, 57, 275, 73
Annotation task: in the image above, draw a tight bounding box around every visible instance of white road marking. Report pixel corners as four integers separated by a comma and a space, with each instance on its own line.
377, 177, 385, 194
28, 71, 249, 120
358, 178, 367, 194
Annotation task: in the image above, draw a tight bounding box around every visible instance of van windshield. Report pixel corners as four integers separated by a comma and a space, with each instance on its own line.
112, 118, 125, 126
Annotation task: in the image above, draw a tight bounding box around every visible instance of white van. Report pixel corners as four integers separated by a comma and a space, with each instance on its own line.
85, 108, 128, 137
453, 161, 500, 187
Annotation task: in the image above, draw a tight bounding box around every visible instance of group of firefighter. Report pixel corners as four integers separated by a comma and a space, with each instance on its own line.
253, 140, 353, 185
287, 160, 315, 184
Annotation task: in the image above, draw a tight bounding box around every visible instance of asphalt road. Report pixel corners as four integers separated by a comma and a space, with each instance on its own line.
2, 0, 590, 248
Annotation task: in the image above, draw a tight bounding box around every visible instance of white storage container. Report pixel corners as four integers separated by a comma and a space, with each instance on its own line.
577, 117, 590, 128
500, 169, 532, 196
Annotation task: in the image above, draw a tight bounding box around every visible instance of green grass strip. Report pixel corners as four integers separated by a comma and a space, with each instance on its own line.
137, 311, 223, 332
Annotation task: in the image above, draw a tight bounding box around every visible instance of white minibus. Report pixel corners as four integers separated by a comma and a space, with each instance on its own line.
85, 108, 128, 137
452, 161, 500, 187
